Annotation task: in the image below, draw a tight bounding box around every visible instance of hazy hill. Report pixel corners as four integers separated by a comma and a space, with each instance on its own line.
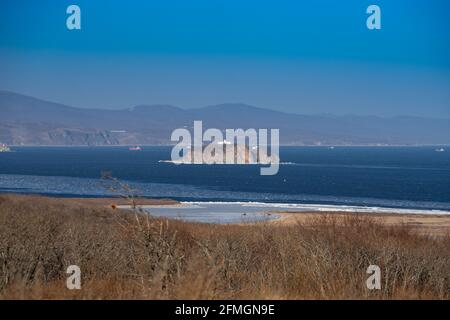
1, 90, 449, 146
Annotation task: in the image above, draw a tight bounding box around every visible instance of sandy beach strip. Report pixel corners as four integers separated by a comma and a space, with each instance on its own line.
269, 211, 450, 236
3, 193, 449, 236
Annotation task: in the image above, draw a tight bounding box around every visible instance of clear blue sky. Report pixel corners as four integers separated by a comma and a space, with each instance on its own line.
0, 0, 449, 117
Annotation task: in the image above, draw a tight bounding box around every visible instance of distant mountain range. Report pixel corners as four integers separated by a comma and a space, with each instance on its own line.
1, 90, 449, 146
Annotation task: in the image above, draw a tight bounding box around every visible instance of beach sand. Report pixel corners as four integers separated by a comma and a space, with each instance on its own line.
270, 211, 450, 236
74, 197, 450, 236
3, 194, 449, 236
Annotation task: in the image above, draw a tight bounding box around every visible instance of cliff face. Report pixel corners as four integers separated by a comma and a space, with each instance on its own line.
0, 123, 167, 146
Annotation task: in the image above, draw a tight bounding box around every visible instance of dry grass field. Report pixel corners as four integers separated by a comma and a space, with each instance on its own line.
0, 194, 449, 300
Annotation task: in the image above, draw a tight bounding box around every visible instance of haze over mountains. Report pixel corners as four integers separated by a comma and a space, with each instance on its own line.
0, 90, 449, 146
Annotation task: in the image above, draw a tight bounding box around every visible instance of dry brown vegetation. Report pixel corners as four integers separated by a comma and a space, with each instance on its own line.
0, 194, 449, 300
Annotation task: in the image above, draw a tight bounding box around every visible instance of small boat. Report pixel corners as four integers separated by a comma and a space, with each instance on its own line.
435, 148, 445, 152
129, 146, 142, 151
0, 143, 11, 152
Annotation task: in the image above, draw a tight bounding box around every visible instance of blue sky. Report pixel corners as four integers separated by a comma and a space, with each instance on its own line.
0, 0, 449, 117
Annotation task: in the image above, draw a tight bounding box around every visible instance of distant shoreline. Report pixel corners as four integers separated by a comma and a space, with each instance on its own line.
6, 144, 450, 147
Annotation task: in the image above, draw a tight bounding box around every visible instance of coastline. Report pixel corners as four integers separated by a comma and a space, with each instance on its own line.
3, 193, 449, 236
269, 211, 450, 236
65, 197, 450, 235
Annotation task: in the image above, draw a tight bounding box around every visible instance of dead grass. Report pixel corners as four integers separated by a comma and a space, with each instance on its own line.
0, 194, 449, 300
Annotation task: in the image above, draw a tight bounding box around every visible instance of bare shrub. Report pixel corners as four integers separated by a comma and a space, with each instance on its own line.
0, 195, 449, 299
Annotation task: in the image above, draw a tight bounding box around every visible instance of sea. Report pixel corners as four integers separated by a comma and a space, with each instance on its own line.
1, 146, 449, 222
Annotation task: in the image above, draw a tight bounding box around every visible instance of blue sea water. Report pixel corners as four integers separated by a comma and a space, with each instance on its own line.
0, 146, 449, 212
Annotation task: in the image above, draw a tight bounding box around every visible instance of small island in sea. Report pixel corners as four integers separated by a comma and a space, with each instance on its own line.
171, 141, 279, 164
